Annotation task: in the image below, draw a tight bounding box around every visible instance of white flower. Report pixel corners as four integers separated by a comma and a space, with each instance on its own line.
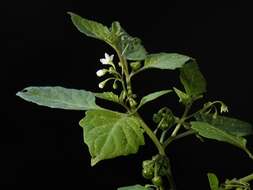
96, 69, 107, 77
100, 53, 114, 65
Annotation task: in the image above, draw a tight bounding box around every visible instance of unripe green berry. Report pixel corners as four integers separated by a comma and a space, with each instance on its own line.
152, 176, 163, 186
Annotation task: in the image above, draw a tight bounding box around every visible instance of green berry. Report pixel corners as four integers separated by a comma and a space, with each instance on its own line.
152, 176, 163, 186
142, 167, 154, 179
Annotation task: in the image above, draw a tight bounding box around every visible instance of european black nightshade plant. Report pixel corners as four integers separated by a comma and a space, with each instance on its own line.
16, 12, 253, 190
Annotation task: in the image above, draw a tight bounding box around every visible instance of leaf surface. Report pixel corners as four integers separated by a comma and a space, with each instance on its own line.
118, 185, 149, 190
207, 173, 219, 190
191, 121, 252, 157
68, 12, 111, 42
79, 110, 145, 166
138, 90, 172, 109
195, 113, 253, 137
143, 53, 190, 70
180, 61, 206, 97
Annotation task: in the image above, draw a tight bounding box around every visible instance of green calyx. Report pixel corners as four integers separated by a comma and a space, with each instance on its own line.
153, 107, 175, 130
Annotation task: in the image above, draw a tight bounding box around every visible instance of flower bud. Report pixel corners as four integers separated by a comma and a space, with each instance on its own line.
96, 69, 107, 77
98, 81, 107, 89
130, 62, 141, 71
113, 81, 118, 89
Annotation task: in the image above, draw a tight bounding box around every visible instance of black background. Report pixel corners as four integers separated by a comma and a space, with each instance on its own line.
4, 0, 253, 189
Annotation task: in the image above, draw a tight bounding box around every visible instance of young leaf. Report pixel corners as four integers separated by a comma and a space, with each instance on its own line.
94, 92, 120, 104
68, 12, 111, 42
137, 90, 172, 109
195, 113, 253, 137
180, 61, 206, 97
143, 53, 191, 70
16, 86, 102, 110
118, 185, 149, 190
207, 173, 219, 190
173, 87, 191, 105
117, 29, 147, 61
191, 121, 252, 158
79, 110, 145, 166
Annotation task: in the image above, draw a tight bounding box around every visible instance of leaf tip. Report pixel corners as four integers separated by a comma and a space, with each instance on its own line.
91, 158, 99, 166
16, 88, 28, 98
67, 11, 74, 16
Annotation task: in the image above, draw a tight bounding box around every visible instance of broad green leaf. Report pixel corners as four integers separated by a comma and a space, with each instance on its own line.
118, 185, 149, 190
68, 12, 111, 42
180, 61, 206, 97
191, 121, 252, 157
173, 87, 191, 105
138, 90, 172, 109
143, 53, 191, 70
16, 86, 101, 110
207, 173, 219, 190
94, 92, 120, 104
195, 113, 253, 137
79, 110, 145, 166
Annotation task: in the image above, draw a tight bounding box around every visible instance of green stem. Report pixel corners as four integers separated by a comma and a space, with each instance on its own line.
171, 104, 191, 137
136, 113, 165, 155
239, 173, 253, 182
115, 47, 176, 189
136, 113, 176, 190
245, 148, 253, 160
163, 130, 196, 148
166, 173, 176, 190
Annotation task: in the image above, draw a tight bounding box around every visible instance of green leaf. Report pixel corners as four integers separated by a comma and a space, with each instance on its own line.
79, 110, 145, 166
143, 53, 191, 70
191, 121, 252, 158
68, 12, 111, 42
117, 28, 147, 61
173, 87, 191, 105
16, 86, 101, 110
138, 90, 172, 109
118, 185, 149, 190
94, 92, 120, 104
195, 113, 253, 137
180, 61, 206, 97
109, 21, 147, 60
207, 173, 219, 190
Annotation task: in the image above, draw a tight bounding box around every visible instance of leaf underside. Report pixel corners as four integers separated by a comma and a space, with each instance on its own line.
16, 86, 101, 110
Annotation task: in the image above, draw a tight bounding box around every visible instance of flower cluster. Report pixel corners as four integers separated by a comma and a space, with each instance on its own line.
96, 53, 120, 89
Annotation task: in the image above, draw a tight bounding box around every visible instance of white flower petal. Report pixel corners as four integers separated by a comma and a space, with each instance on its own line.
105, 53, 110, 60
100, 53, 114, 65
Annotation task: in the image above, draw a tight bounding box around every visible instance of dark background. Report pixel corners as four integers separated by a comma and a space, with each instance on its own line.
4, 0, 253, 189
